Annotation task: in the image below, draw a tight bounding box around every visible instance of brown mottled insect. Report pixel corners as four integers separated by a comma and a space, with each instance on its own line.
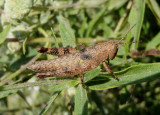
28, 24, 136, 87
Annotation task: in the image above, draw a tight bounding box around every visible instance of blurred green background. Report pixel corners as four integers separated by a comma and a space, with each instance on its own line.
0, 0, 160, 115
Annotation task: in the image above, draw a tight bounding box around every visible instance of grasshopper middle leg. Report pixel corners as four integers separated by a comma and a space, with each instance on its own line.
80, 73, 85, 88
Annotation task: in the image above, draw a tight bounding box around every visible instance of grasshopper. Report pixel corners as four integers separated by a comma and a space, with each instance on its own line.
28, 24, 136, 87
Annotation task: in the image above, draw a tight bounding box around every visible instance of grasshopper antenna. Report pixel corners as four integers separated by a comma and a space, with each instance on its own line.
119, 40, 141, 47
117, 24, 136, 44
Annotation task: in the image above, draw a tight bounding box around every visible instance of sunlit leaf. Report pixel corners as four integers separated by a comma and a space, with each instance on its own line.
48, 80, 78, 92
84, 67, 101, 83
58, 15, 76, 47
128, 0, 145, 50
2, 0, 32, 25
74, 85, 88, 115
0, 24, 11, 45
88, 63, 160, 90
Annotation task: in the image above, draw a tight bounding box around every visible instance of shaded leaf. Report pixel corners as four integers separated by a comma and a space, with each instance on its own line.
147, 0, 160, 23
39, 92, 60, 115
0, 89, 18, 99
90, 91, 106, 115
146, 32, 160, 50
119, 86, 130, 104
17, 91, 32, 110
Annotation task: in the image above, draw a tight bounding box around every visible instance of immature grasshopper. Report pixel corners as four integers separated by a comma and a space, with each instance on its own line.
28, 24, 136, 87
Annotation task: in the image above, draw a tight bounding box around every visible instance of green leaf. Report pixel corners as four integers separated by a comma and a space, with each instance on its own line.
84, 67, 101, 83
39, 92, 60, 115
51, 27, 59, 48
40, 11, 51, 24
102, 24, 113, 38
85, 3, 109, 37
48, 80, 78, 92
2, 80, 63, 91
17, 91, 32, 108
74, 85, 88, 115
0, 24, 11, 45
88, 63, 160, 90
146, 32, 160, 50
128, 0, 145, 50
108, 0, 127, 10
79, 17, 87, 38
22, 37, 28, 55
0, 89, 18, 99
2, 0, 32, 25
58, 15, 76, 47
147, 0, 160, 23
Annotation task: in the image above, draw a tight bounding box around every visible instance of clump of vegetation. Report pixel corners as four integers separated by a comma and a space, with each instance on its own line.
0, 0, 160, 114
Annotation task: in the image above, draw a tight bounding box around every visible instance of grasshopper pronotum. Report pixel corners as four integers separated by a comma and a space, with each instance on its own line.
28, 24, 136, 87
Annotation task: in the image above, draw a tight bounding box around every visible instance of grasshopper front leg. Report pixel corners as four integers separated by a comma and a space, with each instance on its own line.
102, 61, 119, 81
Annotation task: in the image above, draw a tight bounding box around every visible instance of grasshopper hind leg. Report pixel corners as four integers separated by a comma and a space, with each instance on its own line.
36, 71, 57, 78
37, 46, 79, 56
36, 67, 77, 78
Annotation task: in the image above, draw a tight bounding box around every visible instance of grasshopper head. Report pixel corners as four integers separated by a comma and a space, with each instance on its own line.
107, 41, 118, 60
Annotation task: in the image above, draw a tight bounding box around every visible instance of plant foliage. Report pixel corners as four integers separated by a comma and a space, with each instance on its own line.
0, 0, 160, 114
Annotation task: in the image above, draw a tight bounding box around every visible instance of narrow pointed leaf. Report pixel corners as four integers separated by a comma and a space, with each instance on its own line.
58, 15, 76, 47
0, 24, 11, 45
0, 89, 18, 99
39, 92, 60, 115
48, 80, 78, 92
128, 0, 145, 50
88, 63, 160, 90
23, 37, 28, 55
146, 32, 160, 50
84, 68, 101, 83
74, 85, 88, 115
